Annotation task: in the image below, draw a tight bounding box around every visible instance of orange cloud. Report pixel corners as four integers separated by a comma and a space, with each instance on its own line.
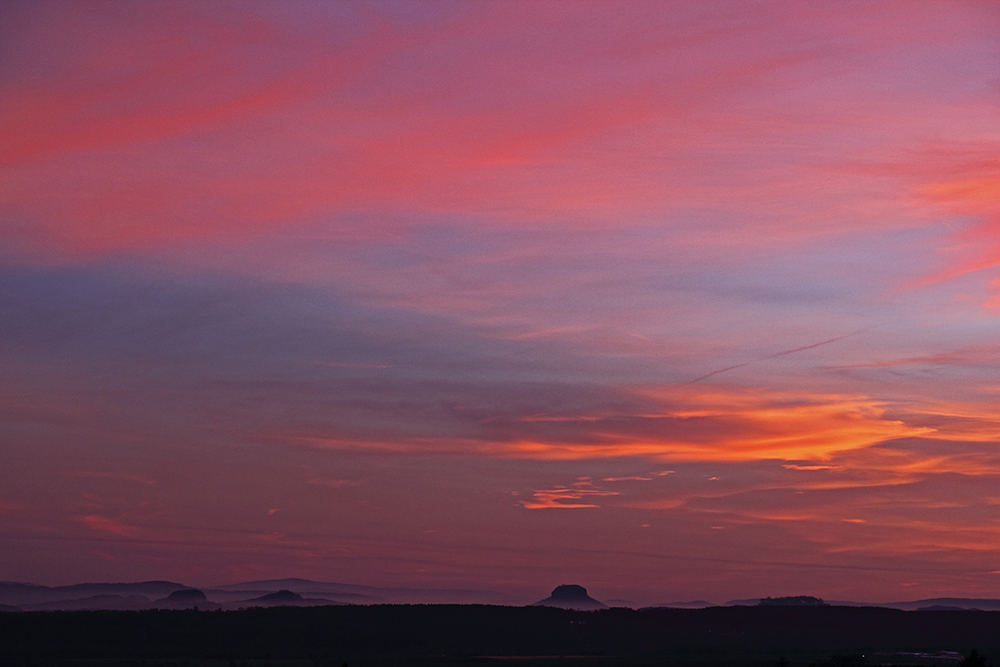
521, 486, 618, 510
288, 385, 930, 464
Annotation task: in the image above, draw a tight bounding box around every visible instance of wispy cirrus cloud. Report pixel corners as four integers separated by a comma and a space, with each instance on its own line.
0, 500, 24, 515
3, 1, 994, 262
75, 515, 140, 538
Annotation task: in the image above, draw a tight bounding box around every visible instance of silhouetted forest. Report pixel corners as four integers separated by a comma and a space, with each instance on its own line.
1, 605, 998, 667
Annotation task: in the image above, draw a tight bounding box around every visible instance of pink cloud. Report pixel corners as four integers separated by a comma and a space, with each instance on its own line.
0, 500, 24, 514
914, 148, 1000, 302
2, 0, 994, 263
76, 514, 140, 537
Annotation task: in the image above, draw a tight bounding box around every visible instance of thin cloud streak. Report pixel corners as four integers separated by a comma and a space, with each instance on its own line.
686, 329, 868, 384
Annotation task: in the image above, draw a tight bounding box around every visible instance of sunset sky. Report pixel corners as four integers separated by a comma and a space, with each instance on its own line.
2, 0, 1000, 605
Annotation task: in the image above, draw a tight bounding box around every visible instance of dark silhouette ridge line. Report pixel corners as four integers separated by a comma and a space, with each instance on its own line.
3, 605, 1000, 663
9, 578, 1000, 611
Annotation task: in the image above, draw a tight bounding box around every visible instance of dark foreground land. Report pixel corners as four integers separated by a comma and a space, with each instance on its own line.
1, 604, 998, 667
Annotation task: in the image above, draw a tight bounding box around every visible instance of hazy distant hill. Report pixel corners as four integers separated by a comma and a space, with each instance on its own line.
0, 581, 186, 607
212, 577, 518, 605
18, 594, 153, 612
153, 589, 222, 610
0, 578, 519, 610
7, 578, 1000, 612
759, 596, 827, 606
722, 597, 1000, 610
235, 589, 343, 608
605, 598, 638, 608
884, 598, 1000, 611
207, 578, 377, 604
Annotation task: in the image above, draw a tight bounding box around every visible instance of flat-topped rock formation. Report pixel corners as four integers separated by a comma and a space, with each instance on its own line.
533, 584, 607, 610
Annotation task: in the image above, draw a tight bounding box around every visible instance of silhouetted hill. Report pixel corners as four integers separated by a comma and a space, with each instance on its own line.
0, 579, 518, 609
918, 605, 977, 611
888, 598, 1000, 611
214, 577, 359, 597
655, 600, 716, 608
0, 581, 186, 606
10, 578, 1000, 614
257, 589, 302, 601
725, 597, 762, 606
237, 589, 341, 608
153, 588, 216, 609
246, 589, 304, 605
605, 598, 638, 608
759, 596, 827, 606
215, 577, 515, 605
534, 584, 608, 610
19, 594, 152, 611
165, 588, 207, 602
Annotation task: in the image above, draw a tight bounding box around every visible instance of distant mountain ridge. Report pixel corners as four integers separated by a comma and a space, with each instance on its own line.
884, 597, 1000, 611
0, 581, 187, 607
758, 596, 827, 606
3, 579, 1000, 612
212, 578, 518, 605
18, 594, 155, 612
720, 597, 1000, 611
0, 578, 519, 610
